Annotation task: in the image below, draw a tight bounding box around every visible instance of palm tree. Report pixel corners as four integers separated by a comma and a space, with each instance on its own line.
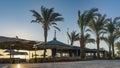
105, 17, 120, 57
30, 6, 64, 58
100, 35, 112, 58
67, 31, 79, 45
111, 30, 120, 57
77, 8, 98, 59
83, 33, 95, 58
88, 14, 107, 58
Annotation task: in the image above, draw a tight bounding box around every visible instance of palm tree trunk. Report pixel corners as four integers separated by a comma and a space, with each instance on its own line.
44, 25, 47, 42
109, 45, 112, 58
96, 36, 100, 59
43, 27, 48, 58
80, 34, 85, 59
71, 40, 73, 45
112, 43, 115, 58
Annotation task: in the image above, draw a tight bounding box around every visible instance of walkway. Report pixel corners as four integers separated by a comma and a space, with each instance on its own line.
0, 60, 120, 68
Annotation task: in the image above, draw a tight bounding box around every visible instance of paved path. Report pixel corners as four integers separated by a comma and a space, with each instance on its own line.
0, 60, 120, 68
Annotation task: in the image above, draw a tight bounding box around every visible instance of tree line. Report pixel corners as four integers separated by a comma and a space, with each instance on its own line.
30, 6, 120, 59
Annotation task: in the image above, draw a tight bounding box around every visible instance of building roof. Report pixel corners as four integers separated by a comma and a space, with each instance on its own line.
38, 38, 71, 49
0, 36, 39, 50
69, 46, 107, 52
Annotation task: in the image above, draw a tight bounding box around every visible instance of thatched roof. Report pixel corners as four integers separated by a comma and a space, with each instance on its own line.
38, 38, 71, 49
0, 36, 39, 50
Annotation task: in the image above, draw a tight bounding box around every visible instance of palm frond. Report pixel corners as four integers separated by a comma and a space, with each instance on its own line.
30, 10, 42, 18
86, 8, 98, 22
30, 10, 43, 23
84, 33, 90, 39
85, 28, 92, 32
100, 37, 107, 41
54, 17, 64, 21
53, 26, 61, 31
100, 36, 111, 46
31, 20, 37, 23
86, 39, 95, 44
84, 33, 95, 45
113, 17, 120, 23
51, 23, 57, 25
67, 31, 79, 45
77, 10, 88, 31
41, 6, 47, 20
99, 31, 107, 36
88, 19, 97, 33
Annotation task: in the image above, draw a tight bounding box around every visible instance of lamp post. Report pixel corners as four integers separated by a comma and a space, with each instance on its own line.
33, 44, 37, 63
10, 44, 15, 64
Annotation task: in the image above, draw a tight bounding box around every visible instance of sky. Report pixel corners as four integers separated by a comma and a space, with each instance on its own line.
0, 0, 120, 51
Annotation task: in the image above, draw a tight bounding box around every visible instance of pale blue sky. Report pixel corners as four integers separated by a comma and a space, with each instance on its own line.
0, 0, 120, 50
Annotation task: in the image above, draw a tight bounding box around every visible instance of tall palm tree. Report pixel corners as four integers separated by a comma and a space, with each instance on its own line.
100, 35, 112, 58
105, 17, 120, 57
77, 8, 98, 59
67, 31, 79, 45
88, 14, 107, 58
111, 30, 120, 57
30, 6, 64, 58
